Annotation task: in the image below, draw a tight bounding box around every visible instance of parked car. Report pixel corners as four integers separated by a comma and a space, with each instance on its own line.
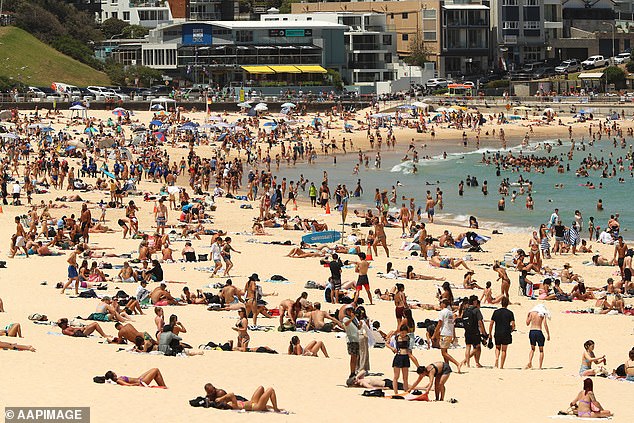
86, 86, 116, 99
425, 78, 449, 89
533, 66, 556, 79
27, 86, 46, 99
522, 62, 545, 73
613, 52, 631, 65
582, 55, 608, 69
555, 59, 581, 74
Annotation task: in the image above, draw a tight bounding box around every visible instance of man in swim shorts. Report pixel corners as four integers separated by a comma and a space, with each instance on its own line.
353, 252, 373, 305
525, 305, 550, 369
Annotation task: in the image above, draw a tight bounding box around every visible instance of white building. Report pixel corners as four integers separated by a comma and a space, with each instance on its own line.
100, 0, 173, 26
261, 12, 399, 86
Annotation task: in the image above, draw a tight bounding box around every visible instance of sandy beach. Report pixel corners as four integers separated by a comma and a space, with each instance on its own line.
0, 103, 632, 422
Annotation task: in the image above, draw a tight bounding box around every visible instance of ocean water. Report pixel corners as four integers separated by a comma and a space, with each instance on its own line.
274, 137, 633, 236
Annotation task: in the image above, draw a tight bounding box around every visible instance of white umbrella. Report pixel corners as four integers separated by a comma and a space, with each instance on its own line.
412, 101, 430, 109
237, 102, 252, 108
281, 102, 296, 108
254, 103, 268, 111
68, 139, 87, 148
150, 104, 165, 111
69, 104, 86, 110
543, 107, 555, 114
0, 133, 18, 139
167, 185, 181, 195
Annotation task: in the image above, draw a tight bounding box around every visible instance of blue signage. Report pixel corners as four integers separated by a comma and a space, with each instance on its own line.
182, 24, 212, 46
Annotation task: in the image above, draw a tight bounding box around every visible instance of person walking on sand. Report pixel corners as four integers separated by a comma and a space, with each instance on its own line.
488, 296, 515, 369
460, 295, 487, 368
342, 306, 360, 378
155, 198, 168, 236
432, 299, 462, 373
353, 253, 373, 305
525, 304, 551, 369
373, 217, 389, 257
425, 195, 436, 223
60, 245, 84, 295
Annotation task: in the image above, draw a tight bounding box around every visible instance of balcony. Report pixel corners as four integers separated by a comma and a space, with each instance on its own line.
544, 21, 563, 29
350, 43, 388, 52
348, 61, 386, 70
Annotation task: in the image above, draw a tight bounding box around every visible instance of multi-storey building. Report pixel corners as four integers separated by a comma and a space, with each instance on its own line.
262, 12, 398, 85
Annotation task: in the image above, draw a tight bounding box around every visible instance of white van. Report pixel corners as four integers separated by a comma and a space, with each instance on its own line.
52, 82, 81, 100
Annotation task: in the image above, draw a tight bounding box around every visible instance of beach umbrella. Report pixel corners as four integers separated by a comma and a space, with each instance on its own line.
150, 104, 165, 110
99, 138, 116, 148
543, 108, 554, 114
0, 110, 11, 120
68, 139, 87, 149
154, 132, 166, 142
208, 115, 223, 122
65, 146, 76, 151
0, 132, 18, 139
281, 102, 296, 108
180, 121, 199, 128
412, 101, 430, 109
112, 108, 127, 117
155, 111, 168, 116
149, 120, 163, 127
213, 122, 231, 129
85, 127, 98, 134
396, 104, 416, 110
40, 126, 55, 132
254, 103, 268, 111
69, 104, 86, 110
263, 122, 277, 128
237, 102, 252, 108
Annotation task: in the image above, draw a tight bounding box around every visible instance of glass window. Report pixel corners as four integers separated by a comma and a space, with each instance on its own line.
382, 34, 392, 45
402, 12, 408, 19
502, 0, 518, 5
236, 30, 253, 43
402, 33, 409, 41
123, 11, 130, 21
423, 9, 436, 19
111, 11, 118, 19
525, 0, 538, 5
384, 53, 392, 63
423, 31, 437, 41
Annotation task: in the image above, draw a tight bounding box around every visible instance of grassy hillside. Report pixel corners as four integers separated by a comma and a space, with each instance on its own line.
0, 26, 109, 87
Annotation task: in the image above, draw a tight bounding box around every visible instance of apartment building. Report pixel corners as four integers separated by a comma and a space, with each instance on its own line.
100, 0, 236, 26
292, 1, 491, 77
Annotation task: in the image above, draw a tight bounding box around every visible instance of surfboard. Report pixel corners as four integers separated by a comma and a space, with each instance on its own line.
302, 230, 341, 244
102, 170, 116, 179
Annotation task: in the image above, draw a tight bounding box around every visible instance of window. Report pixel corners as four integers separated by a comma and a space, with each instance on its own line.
402, 12, 408, 19
423, 9, 437, 19
382, 34, 392, 45
236, 30, 253, 43
390, 13, 394, 19
423, 31, 437, 41
307, 17, 312, 21
502, 0, 518, 5
524, 46, 542, 62
524, 0, 538, 5
384, 53, 392, 63
123, 11, 130, 21
111, 12, 118, 19
402, 33, 409, 41
523, 21, 540, 29
503, 21, 519, 29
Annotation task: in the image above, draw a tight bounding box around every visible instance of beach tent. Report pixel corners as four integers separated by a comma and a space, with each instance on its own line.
397, 104, 416, 110
237, 102, 252, 108
149, 97, 176, 111
108, 147, 133, 161
543, 107, 555, 114
412, 101, 430, 110
99, 137, 117, 148
69, 104, 88, 120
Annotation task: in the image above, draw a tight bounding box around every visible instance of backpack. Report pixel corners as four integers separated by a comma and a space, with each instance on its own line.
462, 306, 479, 334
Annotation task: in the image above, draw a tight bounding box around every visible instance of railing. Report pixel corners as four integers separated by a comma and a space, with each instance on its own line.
350, 43, 386, 51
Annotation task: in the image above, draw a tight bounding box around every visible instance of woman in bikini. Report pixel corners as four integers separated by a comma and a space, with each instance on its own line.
528, 231, 542, 273
0, 322, 22, 337
288, 335, 329, 357
569, 378, 612, 418
625, 349, 634, 381
579, 340, 606, 376
408, 362, 452, 401
221, 236, 240, 277
233, 308, 250, 352
215, 386, 284, 413
104, 368, 166, 387
406, 265, 446, 281
0, 341, 35, 351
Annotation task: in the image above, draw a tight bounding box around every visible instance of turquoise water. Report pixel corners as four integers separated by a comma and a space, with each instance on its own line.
275, 137, 633, 236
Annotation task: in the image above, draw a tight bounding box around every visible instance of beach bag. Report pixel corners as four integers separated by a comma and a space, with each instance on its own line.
78, 289, 98, 298
462, 306, 479, 334
198, 254, 208, 262
189, 397, 207, 408
270, 274, 288, 281
525, 283, 534, 298
93, 376, 106, 384
362, 389, 385, 397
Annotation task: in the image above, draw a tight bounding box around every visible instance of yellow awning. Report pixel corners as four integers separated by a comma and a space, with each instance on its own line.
241, 65, 274, 74
269, 65, 301, 73
296, 65, 328, 74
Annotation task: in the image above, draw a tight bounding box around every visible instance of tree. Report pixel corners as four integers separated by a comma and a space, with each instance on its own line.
605, 65, 626, 88
327, 69, 344, 90
101, 18, 129, 39
130, 66, 163, 87
122, 25, 149, 39
403, 35, 433, 68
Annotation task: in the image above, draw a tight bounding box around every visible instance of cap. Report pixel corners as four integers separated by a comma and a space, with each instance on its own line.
248, 273, 260, 281
102, 296, 111, 301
